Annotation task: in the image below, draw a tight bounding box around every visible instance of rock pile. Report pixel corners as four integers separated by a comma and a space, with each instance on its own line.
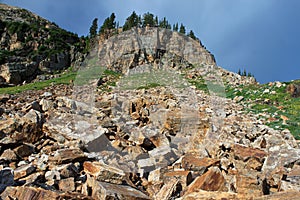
0, 79, 299, 199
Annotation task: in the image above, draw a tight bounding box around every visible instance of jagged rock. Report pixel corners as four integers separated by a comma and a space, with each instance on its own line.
233, 144, 267, 162
83, 161, 125, 184
255, 191, 300, 200
154, 177, 179, 200
185, 167, 226, 194
1, 186, 59, 200
90, 180, 151, 200
236, 173, 263, 198
164, 171, 193, 190
179, 190, 239, 200
17, 109, 44, 143
18, 172, 41, 186
24, 101, 42, 112
49, 148, 87, 164
182, 155, 220, 172
59, 163, 79, 178
14, 163, 36, 180
0, 149, 18, 161
39, 98, 54, 111
58, 177, 75, 192
14, 143, 35, 158
0, 62, 38, 85
45, 169, 61, 185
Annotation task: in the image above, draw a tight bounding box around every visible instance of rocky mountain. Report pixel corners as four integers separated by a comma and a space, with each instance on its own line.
0, 4, 299, 200
0, 3, 85, 85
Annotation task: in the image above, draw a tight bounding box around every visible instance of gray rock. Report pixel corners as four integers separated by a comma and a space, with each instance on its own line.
0, 167, 14, 193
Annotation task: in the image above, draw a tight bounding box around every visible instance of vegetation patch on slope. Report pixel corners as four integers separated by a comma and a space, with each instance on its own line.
226, 81, 300, 140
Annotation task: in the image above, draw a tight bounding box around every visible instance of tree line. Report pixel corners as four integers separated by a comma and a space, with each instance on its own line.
89, 12, 197, 40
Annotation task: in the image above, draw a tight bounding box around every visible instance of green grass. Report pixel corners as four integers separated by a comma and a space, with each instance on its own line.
226, 81, 300, 140
187, 78, 209, 93
0, 72, 77, 94
117, 70, 188, 90
137, 82, 163, 90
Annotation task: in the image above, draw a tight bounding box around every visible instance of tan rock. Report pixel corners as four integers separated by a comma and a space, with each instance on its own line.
185, 167, 225, 194
0, 186, 59, 200
164, 171, 192, 190
83, 161, 125, 184
50, 148, 87, 164
0, 149, 18, 161
87, 178, 151, 200
58, 177, 75, 192
236, 173, 263, 198
18, 172, 41, 186
182, 155, 219, 172
246, 157, 264, 170
154, 177, 179, 200
234, 144, 267, 162
255, 191, 300, 200
14, 164, 36, 180
179, 190, 239, 200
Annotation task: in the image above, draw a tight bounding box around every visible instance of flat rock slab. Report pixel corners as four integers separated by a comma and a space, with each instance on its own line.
93, 181, 151, 200
50, 148, 87, 164
83, 161, 125, 184
234, 144, 267, 162
182, 155, 220, 172
185, 167, 225, 194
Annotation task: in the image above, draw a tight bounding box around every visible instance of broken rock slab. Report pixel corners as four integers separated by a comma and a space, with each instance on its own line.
86, 178, 151, 200
154, 177, 179, 200
49, 148, 87, 164
185, 167, 226, 195
83, 161, 125, 184
178, 190, 239, 200
0, 186, 94, 200
182, 155, 219, 173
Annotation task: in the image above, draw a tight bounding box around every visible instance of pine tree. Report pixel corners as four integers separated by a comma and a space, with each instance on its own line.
238, 69, 241, 75
142, 12, 156, 27
155, 16, 159, 27
108, 13, 116, 29
159, 17, 169, 29
99, 13, 116, 34
179, 23, 186, 34
187, 30, 197, 40
89, 18, 98, 37
123, 11, 141, 31
173, 23, 178, 32
243, 69, 247, 76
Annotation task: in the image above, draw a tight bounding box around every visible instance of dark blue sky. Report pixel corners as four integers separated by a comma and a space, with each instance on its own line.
1, 0, 300, 83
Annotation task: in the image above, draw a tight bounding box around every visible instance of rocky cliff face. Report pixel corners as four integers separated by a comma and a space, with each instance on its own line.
0, 3, 85, 85
97, 27, 216, 71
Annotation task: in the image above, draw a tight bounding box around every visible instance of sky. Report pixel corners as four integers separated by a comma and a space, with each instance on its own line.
1, 0, 300, 83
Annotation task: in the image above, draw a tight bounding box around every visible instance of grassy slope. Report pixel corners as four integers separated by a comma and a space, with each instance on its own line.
0, 72, 77, 94
226, 81, 300, 140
